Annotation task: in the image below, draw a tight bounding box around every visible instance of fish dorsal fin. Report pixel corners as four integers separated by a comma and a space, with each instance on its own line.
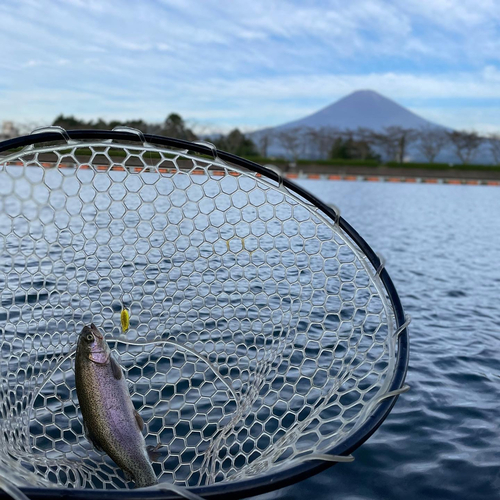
110, 354, 123, 380
134, 410, 144, 431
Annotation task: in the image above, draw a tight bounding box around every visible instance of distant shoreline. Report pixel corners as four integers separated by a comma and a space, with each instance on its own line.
2, 152, 499, 184
282, 163, 500, 182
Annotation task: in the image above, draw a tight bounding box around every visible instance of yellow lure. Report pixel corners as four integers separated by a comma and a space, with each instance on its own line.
121, 308, 130, 332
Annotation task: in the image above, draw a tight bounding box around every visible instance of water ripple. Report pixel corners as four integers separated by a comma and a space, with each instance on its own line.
254, 182, 500, 500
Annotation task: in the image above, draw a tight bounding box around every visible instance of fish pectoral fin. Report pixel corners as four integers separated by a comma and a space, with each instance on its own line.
146, 443, 163, 462
110, 353, 123, 380
83, 421, 103, 452
134, 410, 144, 431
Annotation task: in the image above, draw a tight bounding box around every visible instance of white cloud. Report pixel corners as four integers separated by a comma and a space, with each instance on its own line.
2, 0, 500, 132
174, 69, 500, 105
22, 60, 42, 68
411, 106, 500, 134
403, 0, 500, 31
4, 68, 500, 132
156, 43, 171, 52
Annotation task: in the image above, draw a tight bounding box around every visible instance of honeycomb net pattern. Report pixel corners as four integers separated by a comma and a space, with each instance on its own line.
0, 139, 399, 490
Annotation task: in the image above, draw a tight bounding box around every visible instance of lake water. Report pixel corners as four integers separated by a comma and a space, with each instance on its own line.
255, 180, 500, 500
1, 170, 499, 498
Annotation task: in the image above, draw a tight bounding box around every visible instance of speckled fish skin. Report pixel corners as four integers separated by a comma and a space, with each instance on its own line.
75, 323, 158, 488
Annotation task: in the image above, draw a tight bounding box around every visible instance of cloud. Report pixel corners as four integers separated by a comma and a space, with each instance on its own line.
2, 0, 500, 132
4, 67, 500, 133
411, 106, 500, 133
178, 70, 500, 102
22, 60, 42, 68
403, 0, 500, 31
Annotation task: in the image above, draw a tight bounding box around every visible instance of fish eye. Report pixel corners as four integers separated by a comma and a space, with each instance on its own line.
86, 333, 94, 342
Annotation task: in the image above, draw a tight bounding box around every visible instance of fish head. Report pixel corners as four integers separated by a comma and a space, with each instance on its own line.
78, 323, 110, 364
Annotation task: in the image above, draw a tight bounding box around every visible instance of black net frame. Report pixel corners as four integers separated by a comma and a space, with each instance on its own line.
0, 129, 409, 500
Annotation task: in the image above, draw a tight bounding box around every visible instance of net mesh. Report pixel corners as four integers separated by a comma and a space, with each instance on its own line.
0, 138, 400, 490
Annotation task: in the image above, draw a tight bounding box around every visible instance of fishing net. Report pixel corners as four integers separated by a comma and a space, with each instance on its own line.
0, 128, 409, 498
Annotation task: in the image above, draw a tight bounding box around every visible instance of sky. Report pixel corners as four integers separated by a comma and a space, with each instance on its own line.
2, 0, 500, 133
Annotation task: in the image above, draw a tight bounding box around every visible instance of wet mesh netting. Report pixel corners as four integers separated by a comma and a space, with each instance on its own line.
0, 131, 408, 494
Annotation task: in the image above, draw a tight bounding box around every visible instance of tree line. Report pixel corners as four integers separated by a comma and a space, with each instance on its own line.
52, 113, 259, 158
261, 126, 500, 165
52, 113, 198, 141
50, 114, 500, 165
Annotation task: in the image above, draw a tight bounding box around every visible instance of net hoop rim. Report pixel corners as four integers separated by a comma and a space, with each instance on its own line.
0, 130, 409, 499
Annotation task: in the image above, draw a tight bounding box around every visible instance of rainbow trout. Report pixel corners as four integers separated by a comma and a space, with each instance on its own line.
75, 323, 160, 487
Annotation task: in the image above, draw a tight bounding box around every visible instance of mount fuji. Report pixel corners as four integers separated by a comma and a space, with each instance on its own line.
265, 89, 446, 133
251, 90, 455, 161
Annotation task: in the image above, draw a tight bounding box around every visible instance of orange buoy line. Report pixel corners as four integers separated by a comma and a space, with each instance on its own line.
282, 172, 499, 186
3, 161, 498, 186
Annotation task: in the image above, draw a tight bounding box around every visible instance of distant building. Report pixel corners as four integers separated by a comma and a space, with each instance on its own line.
1, 121, 19, 140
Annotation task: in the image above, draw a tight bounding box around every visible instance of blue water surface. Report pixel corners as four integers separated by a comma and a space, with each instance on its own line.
2, 173, 499, 498
254, 180, 500, 500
